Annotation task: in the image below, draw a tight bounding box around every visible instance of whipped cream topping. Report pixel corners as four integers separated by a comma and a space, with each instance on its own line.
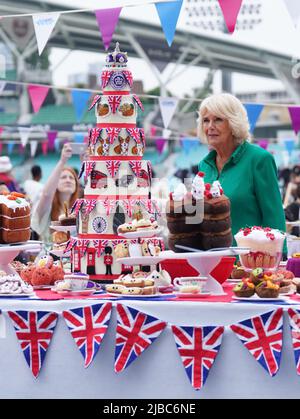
191, 172, 205, 200
172, 183, 187, 201
235, 227, 285, 254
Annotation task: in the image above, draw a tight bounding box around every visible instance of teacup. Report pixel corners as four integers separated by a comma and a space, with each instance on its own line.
173, 276, 207, 294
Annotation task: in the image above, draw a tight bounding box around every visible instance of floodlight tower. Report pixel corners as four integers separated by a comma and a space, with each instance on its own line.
185, 0, 262, 92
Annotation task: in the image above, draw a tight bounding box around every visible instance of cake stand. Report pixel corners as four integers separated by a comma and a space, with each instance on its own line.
158, 248, 250, 295
0, 241, 42, 276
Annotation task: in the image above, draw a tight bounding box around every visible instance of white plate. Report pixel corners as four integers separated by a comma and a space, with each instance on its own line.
233, 295, 288, 302
118, 228, 161, 239
33, 285, 52, 290
0, 292, 35, 297
50, 225, 77, 233
50, 249, 71, 258
175, 292, 211, 298
106, 292, 173, 298
54, 289, 98, 296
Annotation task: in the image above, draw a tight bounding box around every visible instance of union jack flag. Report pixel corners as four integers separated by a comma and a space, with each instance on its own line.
127, 128, 142, 144
108, 95, 122, 113
106, 160, 121, 178
93, 239, 109, 257
129, 160, 142, 177
147, 161, 153, 180
172, 325, 224, 390
89, 128, 102, 146
112, 239, 124, 249
106, 128, 121, 144
123, 70, 133, 87
72, 199, 85, 216
88, 95, 101, 111
83, 199, 97, 215
62, 303, 112, 368
288, 308, 300, 375
103, 199, 116, 215
132, 94, 144, 111
230, 309, 283, 377
76, 239, 90, 257
65, 238, 77, 253
114, 304, 167, 373
101, 70, 113, 88
84, 161, 96, 181
8, 310, 58, 378
122, 199, 137, 217
78, 162, 85, 179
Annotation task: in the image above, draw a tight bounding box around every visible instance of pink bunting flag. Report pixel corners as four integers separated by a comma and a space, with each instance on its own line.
94, 8, 122, 51
27, 85, 50, 113
258, 139, 269, 150
156, 138, 167, 154
47, 130, 57, 151
0, 127, 3, 137
0, 143, 3, 155
217, 0, 243, 33
41, 141, 48, 155
288, 107, 300, 134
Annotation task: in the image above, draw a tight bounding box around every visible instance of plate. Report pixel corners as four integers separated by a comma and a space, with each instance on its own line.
106, 292, 173, 298
54, 289, 98, 296
0, 292, 35, 297
117, 255, 167, 266
175, 292, 211, 298
50, 249, 71, 258
33, 285, 52, 290
233, 295, 288, 302
118, 228, 161, 239
50, 224, 77, 233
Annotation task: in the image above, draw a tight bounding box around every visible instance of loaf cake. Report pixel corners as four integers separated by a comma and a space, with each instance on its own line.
0, 192, 31, 243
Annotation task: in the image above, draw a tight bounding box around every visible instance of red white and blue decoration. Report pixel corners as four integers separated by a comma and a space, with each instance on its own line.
230, 309, 283, 377
62, 303, 112, 368
114, 304, 167, 373
171, 325, 224, 390
8, 310, 58, 378
287, 308, 300, 375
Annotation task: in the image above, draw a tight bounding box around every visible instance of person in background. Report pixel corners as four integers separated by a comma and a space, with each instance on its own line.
72, 166, 84, 198
283, 165, 300, 208
31, 143, 79, 244
197, 93, 286, 246
0, 156, 22, 192
285, 183, 300, 237
23, 165, 44, 210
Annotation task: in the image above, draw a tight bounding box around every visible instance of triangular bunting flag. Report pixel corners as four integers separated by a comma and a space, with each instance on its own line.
30, 141, 38, 157
230, 309, 283, 377
94, 8, 122, 51
244, 103, 264, 133
7, 142, 14, 155
47, 130, 58, 151
0, 143, 3, 156
155, 0, 183, 46
71, 90, 91, 123
159, 97, 178, 129
0, 82, 6, 95
62, 303, 112, 368
32, 12, 60, 55
284, 138, 295, 156
114, 304, 167, 373
155, 138, 167, 154
287, 308, 300, 375
283, 0, 300, 28
257, 139, 269, 150
0, 126, 3, 137
42, 141, 48, 155
8, 310, 58, 378
217, 0, 243, 33
288, 107, 300, 134
18, 127, 32, 147
171, 325, 224, 390
28, 85, 50, 113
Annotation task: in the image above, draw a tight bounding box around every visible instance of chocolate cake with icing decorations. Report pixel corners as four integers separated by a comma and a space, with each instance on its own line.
68, 44, 163, 282
167, 172, 232, 251
0, 192, 31, 243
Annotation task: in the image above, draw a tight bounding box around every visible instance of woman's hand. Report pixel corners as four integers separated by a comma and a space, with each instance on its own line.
60, 143, 73, 165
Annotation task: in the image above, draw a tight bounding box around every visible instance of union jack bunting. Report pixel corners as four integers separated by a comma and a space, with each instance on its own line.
106, 160, 121, 178
89, 128, 102, 146
147, 161, 153, 180
132, 94, 144, 111
123, 70, 133, 87
62, 303, 112, 368
101, 70, 113, 88
152, 200, 161, 216
112, 239, 124, 248
8, 310, 58, 378
140, 128, 145, 144
93, 239, 109, 257
103, 199, 116, 215
78, 162, 85, 179
83, 199, 97, 215
287, 308, 300, 375
76, 239, 90, 257
171, 325, 224, 390
122, 199, 137, 217
230, 309, 283, 377
84, 161, 96, 181
106, 128, 121, 144
64, 238, 77, 253
127, 128, 142, 144
108, 95, 122, 113
129, 160, 142, 177
72, 199, 85, 216
88, 94, 101, 111
114, 304, 167, 373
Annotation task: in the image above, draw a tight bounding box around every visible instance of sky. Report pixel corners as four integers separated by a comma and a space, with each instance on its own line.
45, 0, 300, 96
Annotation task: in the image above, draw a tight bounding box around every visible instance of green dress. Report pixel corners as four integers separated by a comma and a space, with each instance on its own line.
198, 141, 286, 248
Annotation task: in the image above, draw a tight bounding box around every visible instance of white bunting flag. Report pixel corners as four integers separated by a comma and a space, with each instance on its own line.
32, 12, 60, 55
283, 0, 300, 27
30, 141, 38, 157
159, 97, 178, 129
18, 127, 32, 147
0, 82, 6, 95
163, 128, 172, 139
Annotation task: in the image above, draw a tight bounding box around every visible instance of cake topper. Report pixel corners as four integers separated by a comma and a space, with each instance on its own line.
106, 42, 128, 65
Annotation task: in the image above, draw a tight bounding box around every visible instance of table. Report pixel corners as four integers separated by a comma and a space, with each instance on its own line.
0, 297, 300, 399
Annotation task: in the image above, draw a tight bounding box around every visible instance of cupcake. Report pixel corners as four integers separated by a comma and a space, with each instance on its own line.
249, 268, 265, 285
255, 280, 279, 298
233, 280, 255, 298
231, 266, 248, 280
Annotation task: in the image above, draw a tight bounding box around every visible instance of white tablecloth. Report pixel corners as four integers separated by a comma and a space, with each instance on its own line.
0, 298, 299, 399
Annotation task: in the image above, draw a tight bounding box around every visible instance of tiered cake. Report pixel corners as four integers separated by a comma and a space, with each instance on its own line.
68, 44, 163, 282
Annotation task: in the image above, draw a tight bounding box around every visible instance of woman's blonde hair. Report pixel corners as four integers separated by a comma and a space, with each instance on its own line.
197, 93, 251, 144
50, 167, 79, 221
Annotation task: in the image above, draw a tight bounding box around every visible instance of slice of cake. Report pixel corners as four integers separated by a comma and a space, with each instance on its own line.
0, 192, 31, 243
